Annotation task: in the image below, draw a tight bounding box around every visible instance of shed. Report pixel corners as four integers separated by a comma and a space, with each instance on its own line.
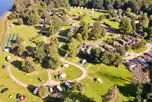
62, 64, 69, 68
4, 48, 9, 52
49, 87, 53, 93
81, 59, 87, 65
59, 73, 66, 79
5, 56, 11, 61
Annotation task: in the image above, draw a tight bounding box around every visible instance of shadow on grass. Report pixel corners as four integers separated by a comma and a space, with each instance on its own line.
11, 60, 22, 69
62, 90, 93, 102
58, 48, 67, 57
43, 94, 64, 102
58, 37, 70, 43
98, 72, 131, 83
118, 84, 137, 99
59, 29, 69, 37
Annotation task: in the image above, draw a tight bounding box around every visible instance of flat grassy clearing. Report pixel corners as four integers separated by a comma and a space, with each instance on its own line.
10, 64, 48, 85
104, 19, 119, 29
52, 65, 82, 81
0, 50, 43, 102
81, 64, 134, 102
8, 23, 45, 46
70, 8, 105, 23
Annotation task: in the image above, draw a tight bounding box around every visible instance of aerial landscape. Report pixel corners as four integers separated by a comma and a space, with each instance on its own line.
0, 0, 152, 102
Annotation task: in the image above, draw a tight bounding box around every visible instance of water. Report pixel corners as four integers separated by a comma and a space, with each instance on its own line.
0, 0, 13, 18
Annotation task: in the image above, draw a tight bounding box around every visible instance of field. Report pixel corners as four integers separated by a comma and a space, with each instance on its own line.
52, 65, 83, 81
82, 64, 134, 102
0, 50, 43, 102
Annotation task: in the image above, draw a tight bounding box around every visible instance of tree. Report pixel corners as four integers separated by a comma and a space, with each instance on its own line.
38, 86, 49, 98
135, 84, 143, 102
72, 82, 85, 92
126, 8, 131, 16
47, 37, 60, 69
100, 51, 122, 66
131, 18, 137, 31
12, 36, 25, 56
99, 15, 105, 21
34, 41, 46, 63
79, 21, 89, 40
49, 15, 61, 35
142, 13, 149, 28
102, 86, 122, 102
67, 38, 80, 57
90, 21, 106, 40
119, 17, 133, 34
76, 33, 83, 42
21, 57, 35, 73
17, 18, 23, 25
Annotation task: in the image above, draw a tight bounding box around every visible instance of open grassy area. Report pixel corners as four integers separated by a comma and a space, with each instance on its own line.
70, 8, 105, 24
10, 65, 48, 85
0, 50, 43, 102
104, 19, 119, 29
52, 65, 82, 81
8, 22, 46, 46
81, 64, 134, 102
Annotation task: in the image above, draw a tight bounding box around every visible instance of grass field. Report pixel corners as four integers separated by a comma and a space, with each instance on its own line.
11, 65, 48, 85
0, 50, 43, 102
81, 64, 134, 102
52, 65, 82, 81
0, 8, 135, 102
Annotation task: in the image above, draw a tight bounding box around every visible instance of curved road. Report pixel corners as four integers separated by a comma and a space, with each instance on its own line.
6, 58, 88, 87
60, 58, 88, 82
6, 63, 28, 88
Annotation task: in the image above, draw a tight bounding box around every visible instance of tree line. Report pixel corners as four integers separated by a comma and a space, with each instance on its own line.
70, 0, 152, 13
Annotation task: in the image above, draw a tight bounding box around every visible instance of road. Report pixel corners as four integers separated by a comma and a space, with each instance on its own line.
123, 43, 152, 60
60, 58, 88, 82
6, 63, 28, 88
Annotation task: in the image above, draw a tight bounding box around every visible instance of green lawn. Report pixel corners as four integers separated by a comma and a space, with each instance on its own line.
70, 8, 105, 24
104, 19, 119, 29
11, 65, 48, 85
52, 65, 82, 81
8, 23, 45, 46
81, 64, 134, 102
0, 50, 43, 102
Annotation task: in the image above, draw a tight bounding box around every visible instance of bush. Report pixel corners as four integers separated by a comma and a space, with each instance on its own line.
38, 86, 49, 98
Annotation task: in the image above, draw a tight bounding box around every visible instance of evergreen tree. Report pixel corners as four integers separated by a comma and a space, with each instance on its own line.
119, 17, 133, 34
142, 13, 149, 28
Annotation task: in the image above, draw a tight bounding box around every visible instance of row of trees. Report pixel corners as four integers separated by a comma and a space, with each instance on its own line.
11, 36, 60, 72
70, 0, 152, 12
9, 0, 69, 25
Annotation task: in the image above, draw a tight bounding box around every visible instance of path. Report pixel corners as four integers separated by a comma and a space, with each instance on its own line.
6, 63, 28, 88
43, 69, 60, 86
123, 43, 152, 60
60, 58, 88, 81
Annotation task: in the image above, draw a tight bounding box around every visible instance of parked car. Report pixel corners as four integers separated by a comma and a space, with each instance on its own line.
1, 88, 8, 94
33, 87, 40, 95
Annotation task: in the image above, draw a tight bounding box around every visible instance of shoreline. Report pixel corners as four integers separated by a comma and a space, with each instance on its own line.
0, 11, 10, 47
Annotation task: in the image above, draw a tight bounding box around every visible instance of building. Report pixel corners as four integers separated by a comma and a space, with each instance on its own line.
58, 73, 66, 79
142, 55, 152, 62
124, 60, 136, 72
136, 57, 149, 68
103, 45, 115, 52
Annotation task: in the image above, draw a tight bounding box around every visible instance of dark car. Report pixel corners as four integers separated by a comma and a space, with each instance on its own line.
1, 88, 8, 94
